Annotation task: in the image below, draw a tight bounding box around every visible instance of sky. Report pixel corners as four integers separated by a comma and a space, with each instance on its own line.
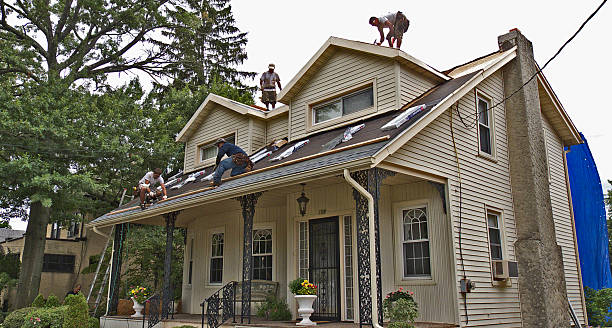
8, 0, 612, 229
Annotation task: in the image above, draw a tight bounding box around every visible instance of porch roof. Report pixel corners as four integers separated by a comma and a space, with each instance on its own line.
89, 71, 479, 228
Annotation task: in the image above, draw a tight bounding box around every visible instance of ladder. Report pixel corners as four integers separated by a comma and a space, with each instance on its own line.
568, 300, 582, 328
86, 188, 127, 314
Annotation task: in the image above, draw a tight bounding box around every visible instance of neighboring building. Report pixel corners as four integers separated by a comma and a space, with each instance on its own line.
0, 228, 25, 243
91, 30, 586, 327
0, 218, 107, 306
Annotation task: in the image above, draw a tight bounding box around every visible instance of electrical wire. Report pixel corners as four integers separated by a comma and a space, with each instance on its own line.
456, 0, 608, 130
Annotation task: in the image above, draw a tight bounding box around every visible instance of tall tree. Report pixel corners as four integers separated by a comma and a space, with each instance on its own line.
0, 0, 253, 307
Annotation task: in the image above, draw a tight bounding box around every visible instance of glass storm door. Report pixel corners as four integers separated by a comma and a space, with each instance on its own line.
309, 217, 340, 321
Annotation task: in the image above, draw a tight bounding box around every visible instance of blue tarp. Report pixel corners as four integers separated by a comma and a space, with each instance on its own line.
566, 132, 612, 290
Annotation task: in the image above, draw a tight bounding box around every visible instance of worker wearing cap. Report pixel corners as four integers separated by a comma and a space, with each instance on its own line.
260, 64, 282, 110
369, 11, 409, 48
211, 138, 253, 186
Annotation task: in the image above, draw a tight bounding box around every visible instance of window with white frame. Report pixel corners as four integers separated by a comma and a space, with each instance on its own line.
343, 215, 355, 320
209, 232, 224, 284
401, 206, 431, 278
477, 94, 493, 155
487, 212, 503, 261
298, 222, 308, 279
253, 229, 273, 280
312, 87, 374, 124
199, 134, 235, 162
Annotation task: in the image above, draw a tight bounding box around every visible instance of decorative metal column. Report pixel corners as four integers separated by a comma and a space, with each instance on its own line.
236, 192, 263, 323
351, 168, 394, 327
108, 223, 127, 315
162, 211, 179, 319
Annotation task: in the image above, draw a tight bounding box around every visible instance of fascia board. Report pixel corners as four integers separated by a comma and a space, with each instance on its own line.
536, 74, 582, 145
371, 49, 516, 166
175, 93, 214, 142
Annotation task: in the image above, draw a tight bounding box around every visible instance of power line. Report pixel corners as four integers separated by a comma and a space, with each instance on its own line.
456, 0, 608, 130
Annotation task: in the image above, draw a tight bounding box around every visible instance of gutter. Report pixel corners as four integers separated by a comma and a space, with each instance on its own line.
92, 226, 111, 239
342, 169, 383, 328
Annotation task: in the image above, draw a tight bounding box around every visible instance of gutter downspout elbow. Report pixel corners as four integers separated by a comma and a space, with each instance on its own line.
343, 169, 383, 328
93, 226, 111, 239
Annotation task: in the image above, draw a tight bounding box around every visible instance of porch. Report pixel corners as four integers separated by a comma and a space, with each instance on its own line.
100, 167, 458, 327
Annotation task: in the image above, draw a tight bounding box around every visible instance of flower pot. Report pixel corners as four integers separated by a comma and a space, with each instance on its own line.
131, 297, 144, 318
294, 295, 317, 326
172, 300, 180, 314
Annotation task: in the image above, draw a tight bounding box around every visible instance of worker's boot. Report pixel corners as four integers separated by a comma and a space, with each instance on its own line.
140, 203, 146, 210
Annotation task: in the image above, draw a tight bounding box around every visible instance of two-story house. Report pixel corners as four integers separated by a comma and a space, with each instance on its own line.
92, 29, 586, 328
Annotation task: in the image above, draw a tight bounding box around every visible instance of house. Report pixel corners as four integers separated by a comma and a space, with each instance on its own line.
90, 29, 586, 327
0, 219, 107, 306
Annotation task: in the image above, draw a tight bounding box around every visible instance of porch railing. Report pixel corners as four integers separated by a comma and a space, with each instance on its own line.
141, 286, 175, 328
201, 281, 238, 328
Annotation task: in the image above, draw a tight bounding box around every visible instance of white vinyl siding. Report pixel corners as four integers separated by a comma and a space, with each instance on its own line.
250, 118, 267, 152
386, 70, 522, 326
399, 66, 437, 106
266, 114, 288, 143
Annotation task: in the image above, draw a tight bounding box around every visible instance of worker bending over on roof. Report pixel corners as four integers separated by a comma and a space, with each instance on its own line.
260, 64, 282, 110
138, 168, 167, 210
211, 138, 254, 187
369, 11, 409, 48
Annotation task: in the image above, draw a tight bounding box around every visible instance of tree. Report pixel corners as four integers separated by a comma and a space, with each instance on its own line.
0, 0, 253, 307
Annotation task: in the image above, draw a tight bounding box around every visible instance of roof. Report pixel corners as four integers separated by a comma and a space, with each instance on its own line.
537, 71, 582, 146
0, 228, 25, 243
90, 72, 480, 227
176, 94, 288, 143
277, 37, 450, 104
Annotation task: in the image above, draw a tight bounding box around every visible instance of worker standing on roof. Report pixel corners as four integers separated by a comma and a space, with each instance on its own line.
260, 64, 282, 110
211, 138, 254, 187
138, 168, 167, 210
369, 11, 409, 49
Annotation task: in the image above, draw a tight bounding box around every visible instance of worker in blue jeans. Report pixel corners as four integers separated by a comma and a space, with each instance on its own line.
211, 138, 253, 186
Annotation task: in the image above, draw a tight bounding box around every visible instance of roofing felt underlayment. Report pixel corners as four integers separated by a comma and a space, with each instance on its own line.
91, 71, 479, 226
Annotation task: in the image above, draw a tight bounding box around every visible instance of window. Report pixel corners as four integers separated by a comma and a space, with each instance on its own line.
487, 212, 503, 260
42, 254, 75, 273
477, 94, 493, 155
343, 215, 355, 321
199, 134, 235, 162
209, 233, 224, 284
401, 207, 431, 278
313, 87, 374, 124
188, 238, 194, 285
67, 222, 80, 238
298, 222, 308, 279
253, 229, 273, 280
50, 223, 61, 239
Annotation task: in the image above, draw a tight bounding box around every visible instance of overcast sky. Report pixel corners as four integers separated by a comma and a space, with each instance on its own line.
9, 0, 611, 230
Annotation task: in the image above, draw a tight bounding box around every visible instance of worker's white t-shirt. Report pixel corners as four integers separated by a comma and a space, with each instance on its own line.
139, 172, 165, 187
379, 13, 397, 26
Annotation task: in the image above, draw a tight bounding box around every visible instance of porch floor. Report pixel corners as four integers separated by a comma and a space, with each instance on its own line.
103, 314, 457, 328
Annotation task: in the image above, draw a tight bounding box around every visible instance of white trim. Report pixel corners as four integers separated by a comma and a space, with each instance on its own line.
393, 199, 435, 284
475, 89, 497, 159
253, 222, 276, 281
536, 73, 581, 145
483, 206, 511, 287
206, 226, 225, 286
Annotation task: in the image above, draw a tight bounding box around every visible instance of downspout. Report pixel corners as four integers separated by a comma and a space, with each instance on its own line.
343, 169, 383, 328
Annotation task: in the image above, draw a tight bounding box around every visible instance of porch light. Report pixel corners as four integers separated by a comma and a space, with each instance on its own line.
296, 183, 309, 217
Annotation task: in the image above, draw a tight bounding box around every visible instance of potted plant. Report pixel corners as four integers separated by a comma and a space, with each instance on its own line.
172, 288, 182, 314
383, 288, 419, 328
128, 286, 150, 318
289, 278, 318, 326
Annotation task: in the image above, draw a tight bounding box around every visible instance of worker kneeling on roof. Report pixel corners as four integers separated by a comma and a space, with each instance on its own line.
138, 168, 167, 210
211, 138, 254, 187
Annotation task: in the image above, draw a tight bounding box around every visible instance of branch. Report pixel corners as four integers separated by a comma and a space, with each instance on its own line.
83, 27, 153, 72
0, 67, 41, 82
13, 0, 51, 38
0, 1, 48, 60
54, 0, 75, 41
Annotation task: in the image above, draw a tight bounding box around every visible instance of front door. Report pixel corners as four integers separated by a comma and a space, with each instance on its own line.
309, 217, 340, 321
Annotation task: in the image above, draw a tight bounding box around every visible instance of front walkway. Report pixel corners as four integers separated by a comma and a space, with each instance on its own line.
102, 314, 458, 328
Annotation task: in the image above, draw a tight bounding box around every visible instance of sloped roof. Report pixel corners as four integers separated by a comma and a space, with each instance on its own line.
277, 37, 450, 104
0, 228, 25, 243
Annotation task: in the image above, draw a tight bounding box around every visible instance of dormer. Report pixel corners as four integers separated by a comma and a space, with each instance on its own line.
278, 37, 449, 141
176, 94, 288, 173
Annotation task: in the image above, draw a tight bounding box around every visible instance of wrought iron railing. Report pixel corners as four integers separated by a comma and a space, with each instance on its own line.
142, 293, 161, 328
201, 281, 238, 328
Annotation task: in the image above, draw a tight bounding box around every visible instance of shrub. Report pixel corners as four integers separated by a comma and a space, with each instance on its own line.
383, 289, 418, 328
31, 294, 46, 308
585, 286, 612, 327
63, 294, 89, 328
255, 295, 291, 321
45, 294, 60, 308
22, 306, 66, 328
2, 307, 35, 328
88, 316, 100, 328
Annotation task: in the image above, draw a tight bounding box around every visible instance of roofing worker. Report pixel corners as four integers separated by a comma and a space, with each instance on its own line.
260, 64, 282, 110
138, 168, 167, 210
369, 11, 410, 49
211, 138, 254, 187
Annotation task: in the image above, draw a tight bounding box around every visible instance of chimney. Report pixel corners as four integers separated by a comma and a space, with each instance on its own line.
498, 29, 571, 326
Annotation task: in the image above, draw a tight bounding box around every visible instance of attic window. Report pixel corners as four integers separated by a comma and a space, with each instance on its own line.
313, 87, 374, 125
199, 134, 235, 162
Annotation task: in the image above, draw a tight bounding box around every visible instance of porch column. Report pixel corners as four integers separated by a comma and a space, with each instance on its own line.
162, 211, 179, 319
236, 192, 263, 324
107, 223, 127, 315
351, 168, 394, 327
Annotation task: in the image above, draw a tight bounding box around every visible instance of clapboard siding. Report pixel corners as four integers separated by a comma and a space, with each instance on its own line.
183, 104, 250, 173
289, 50, 397, 140
387, 71, 523, 327
250, 118, 267, 152
400, 65, 437, 105
542, 115, 585, 323
266, 114, 288, 143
